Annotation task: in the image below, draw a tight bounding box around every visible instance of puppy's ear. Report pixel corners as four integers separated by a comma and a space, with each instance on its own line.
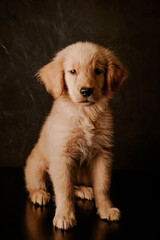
104, 50, 127, 98
37, 51, 64, 98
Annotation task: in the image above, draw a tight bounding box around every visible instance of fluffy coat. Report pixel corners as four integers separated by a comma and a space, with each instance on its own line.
24, 42, 127, 230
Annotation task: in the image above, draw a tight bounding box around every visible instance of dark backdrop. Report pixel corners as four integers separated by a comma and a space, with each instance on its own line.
0, 0, 160, 169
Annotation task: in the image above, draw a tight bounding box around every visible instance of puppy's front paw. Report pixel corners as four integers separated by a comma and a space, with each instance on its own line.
30, 189, 51, 206
98, 207, 121, 221
53, 214, 77, 230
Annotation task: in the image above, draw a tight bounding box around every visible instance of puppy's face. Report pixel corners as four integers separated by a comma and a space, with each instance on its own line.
64, 46, 105, 105
37, 42, 127, 103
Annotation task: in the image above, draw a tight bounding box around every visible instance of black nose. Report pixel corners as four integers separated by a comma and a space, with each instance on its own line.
80, 88, 94, 97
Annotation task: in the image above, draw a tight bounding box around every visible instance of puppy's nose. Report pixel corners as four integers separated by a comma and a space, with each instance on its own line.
80, 88, 94, 97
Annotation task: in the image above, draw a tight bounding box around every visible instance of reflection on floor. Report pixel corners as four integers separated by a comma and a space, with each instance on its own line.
0, 168, 159, 240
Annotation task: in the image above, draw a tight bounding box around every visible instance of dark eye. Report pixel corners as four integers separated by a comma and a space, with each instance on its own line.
70, 69, 76, 74
95, 68, 102, 75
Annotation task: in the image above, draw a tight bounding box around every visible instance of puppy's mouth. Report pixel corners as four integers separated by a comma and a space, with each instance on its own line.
79, 99, 95, 105
71, 94, 96, 105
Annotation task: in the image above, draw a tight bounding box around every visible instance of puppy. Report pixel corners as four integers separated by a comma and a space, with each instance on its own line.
24, 42, 127, 230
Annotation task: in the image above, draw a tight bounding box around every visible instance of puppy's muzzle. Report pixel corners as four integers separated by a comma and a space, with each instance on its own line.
80, 88, 94, 97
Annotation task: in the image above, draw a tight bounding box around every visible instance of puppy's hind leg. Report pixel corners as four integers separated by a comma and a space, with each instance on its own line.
24, 145, 51, 206
74, 186, 94, 200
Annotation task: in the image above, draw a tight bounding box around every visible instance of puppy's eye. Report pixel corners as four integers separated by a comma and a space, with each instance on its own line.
95, 68, 102, 75
70, 69, 76, 74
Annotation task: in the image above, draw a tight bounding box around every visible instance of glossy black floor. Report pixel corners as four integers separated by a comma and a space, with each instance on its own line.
0, 168, 159, 240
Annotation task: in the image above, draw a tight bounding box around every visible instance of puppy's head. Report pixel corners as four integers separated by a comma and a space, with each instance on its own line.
37, 42, 127, 104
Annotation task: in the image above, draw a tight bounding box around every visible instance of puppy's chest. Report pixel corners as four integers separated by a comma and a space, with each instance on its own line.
66, 117, 110, 162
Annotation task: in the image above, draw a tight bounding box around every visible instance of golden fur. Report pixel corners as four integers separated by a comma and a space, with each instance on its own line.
24, 42, 127, 230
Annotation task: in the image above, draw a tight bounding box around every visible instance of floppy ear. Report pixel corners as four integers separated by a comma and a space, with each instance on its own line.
37, 52, 64, 98
105, 51, 127, 98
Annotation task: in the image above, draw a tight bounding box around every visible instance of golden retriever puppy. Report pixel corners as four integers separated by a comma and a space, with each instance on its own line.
24, 42, 127, 230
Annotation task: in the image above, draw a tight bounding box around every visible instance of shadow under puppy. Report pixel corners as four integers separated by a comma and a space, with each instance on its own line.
24, 42, 127, 230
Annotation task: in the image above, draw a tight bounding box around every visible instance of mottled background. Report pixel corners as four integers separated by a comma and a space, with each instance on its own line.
0, 0, 160, 169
